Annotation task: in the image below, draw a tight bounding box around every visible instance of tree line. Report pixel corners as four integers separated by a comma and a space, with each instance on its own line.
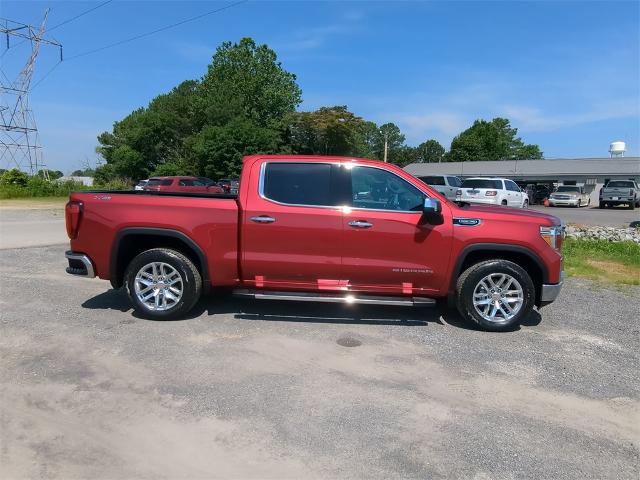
94, 37, 542, 183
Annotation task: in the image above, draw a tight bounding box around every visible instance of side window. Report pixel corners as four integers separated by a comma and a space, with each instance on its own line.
351, 166, 424, 212
161, 179, 173, 186
179, 179, 194, 186
447, 176, 462, 187
263, 163, 333, 206
506, 181, 519, 192
418, 176, 445, 186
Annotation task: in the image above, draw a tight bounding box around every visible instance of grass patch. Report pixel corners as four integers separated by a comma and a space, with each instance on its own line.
563, 238, 640, 285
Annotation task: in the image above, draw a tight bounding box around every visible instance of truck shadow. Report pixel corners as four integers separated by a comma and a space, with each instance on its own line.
82, 289, 542, 331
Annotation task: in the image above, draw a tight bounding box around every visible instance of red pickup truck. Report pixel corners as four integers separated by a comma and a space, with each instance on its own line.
65, 155, 564, 331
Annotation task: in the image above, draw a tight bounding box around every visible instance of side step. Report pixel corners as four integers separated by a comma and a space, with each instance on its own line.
233, 289, 436, 307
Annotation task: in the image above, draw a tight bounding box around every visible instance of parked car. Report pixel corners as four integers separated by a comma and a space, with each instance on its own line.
134, 179, 148, 191
218, 178, 240, 195
416, 175, 462, 201
548, 186, 591, 208
64, 155, 564, 332
143, 176, 224, 194
533, 185, 552, 205
456, 177, 529, 208
600, 180, 640, 210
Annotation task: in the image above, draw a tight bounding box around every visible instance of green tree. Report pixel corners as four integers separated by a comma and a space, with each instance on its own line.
71, 168, 96, 176
200, 38, 302, 127
189, 117, 284, 178
287, 106, 367, 156
446, 117, 543, 162
376, 123, 405, 162
0, 169, 29, 186
36, 169, 64, 179
416, 139, 445, 163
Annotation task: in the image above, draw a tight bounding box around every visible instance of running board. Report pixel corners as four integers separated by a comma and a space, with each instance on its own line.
233, 289, 436, 307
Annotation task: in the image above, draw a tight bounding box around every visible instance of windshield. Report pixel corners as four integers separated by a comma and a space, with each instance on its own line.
461, 179, 502, 189
146, 179, 163, 186
556, 186, 580, 192
606, 181, 634, 188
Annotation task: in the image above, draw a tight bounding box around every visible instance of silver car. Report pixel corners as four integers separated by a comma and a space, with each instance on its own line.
417, 175, 462, 200
548, 186, 590, 208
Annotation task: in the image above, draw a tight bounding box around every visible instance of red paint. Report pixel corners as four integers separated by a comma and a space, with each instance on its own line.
67, 155, 563, 300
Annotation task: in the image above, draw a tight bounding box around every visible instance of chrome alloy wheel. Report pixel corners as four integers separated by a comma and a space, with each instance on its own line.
134, 262, 183, 311
472, 273, 524, 323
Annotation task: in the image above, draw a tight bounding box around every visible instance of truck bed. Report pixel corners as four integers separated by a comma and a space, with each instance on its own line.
68, 190, 240, 286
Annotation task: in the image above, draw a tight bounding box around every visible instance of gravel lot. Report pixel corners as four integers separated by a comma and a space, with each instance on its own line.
1, 244, 638, 479
529, 205, 639, 226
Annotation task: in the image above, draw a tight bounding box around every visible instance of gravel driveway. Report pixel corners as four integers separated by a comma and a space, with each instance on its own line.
1, 245, 638, 479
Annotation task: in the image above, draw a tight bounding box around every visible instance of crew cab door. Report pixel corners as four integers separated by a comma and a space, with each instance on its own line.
505, 180, 521, 206
341, 165, 452, 296
241, 161, 345, 290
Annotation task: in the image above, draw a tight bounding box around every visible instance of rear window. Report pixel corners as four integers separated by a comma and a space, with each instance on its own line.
418, 176, 446, 186
461, 179, 502, 189
606, 181, 634, 188
263, 163, 333, 206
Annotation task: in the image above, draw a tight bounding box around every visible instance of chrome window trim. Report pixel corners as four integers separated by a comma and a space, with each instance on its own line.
257, 160, 432, 214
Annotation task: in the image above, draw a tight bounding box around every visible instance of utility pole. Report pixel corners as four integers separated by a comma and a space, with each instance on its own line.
1, 11, 62, 175
383, 132, 388, 163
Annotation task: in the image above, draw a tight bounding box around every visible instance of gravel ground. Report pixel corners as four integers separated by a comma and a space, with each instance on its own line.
1, 244, 638, 479
529, 205, 639, 227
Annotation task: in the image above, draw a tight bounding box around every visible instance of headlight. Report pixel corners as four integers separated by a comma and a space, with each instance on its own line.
540, 225, 563, 251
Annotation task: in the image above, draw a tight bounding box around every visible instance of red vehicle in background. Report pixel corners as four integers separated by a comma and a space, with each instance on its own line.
143, 176, 224, 194
65, 155, 564, 331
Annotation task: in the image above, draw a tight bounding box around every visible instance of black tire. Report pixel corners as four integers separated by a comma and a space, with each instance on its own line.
455, 259, 535, 332
599, 201, 604, 209
523, 199, 529, 209
124, 248, 202, 320
501, 200, 508, 206
630, 202, 636, 210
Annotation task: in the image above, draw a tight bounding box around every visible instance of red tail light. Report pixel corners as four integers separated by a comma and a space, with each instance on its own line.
65, 201, 83, 239
485, 190, 498, 196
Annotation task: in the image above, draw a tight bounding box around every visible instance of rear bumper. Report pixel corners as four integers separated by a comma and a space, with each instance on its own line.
65, 251, 95, 278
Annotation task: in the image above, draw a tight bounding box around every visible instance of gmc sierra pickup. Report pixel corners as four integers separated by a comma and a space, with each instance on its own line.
65, 155, 564, 331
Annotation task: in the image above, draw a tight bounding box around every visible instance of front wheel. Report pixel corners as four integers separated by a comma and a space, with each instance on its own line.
455, 259, 535, 332
124, 248, 202, 320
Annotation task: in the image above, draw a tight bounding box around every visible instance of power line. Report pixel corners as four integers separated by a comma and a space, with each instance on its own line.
31, 61, 62, 91
66, 0, 248, 61
48, 0, 115, 32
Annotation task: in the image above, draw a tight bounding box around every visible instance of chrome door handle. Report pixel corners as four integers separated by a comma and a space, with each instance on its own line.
348, 220, 373, 229
251, 216, 275, 224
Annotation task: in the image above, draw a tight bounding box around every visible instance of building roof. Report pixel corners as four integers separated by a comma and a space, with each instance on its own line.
404, 157, 640, 178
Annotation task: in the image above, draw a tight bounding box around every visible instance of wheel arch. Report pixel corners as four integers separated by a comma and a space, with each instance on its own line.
449, 244, 548, 306
110, 228, 209, 289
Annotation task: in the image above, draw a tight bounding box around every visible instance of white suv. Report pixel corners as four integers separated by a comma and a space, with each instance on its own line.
456, 177, 528, 208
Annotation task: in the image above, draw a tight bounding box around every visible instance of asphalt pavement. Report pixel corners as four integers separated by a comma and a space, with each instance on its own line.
1, 242, 638, 479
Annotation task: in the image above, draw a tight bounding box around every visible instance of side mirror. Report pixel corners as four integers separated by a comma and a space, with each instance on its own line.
422, 197, 443, 224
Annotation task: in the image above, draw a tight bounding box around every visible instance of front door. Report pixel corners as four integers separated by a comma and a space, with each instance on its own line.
242, 161, 345, 290
341, 165, 453, 297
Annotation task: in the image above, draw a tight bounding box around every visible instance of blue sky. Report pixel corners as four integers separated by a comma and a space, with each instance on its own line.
3, 0, 639, 173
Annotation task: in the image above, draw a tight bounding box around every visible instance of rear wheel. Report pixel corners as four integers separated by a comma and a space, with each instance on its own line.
523, 199, 529, 208
501, 200, 508, 206
599, 201, 605, 209
456, 259, 535, 332
124, 248, 202, 320
630, 202, 636, 210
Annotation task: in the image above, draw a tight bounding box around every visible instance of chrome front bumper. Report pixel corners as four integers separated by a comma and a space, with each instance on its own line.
540, 272, 565, 303
65, 251, 95, 278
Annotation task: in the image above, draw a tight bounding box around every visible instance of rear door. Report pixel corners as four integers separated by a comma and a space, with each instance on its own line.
241, 161, 346, 290
505, 180, 522, 206
341, 165, 452, 296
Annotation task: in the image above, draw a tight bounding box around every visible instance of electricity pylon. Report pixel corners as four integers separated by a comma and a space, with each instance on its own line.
1, 10, 62, 176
